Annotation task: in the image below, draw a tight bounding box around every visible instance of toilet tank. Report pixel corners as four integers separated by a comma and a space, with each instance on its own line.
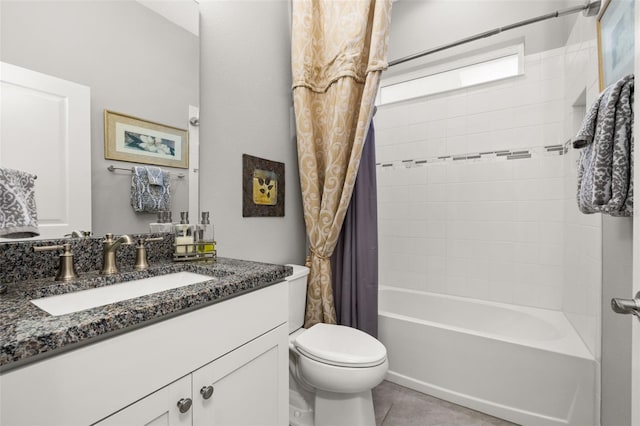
285, 264, 310, 333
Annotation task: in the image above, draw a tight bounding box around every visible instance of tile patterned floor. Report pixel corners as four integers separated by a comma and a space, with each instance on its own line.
372, 381, 518, 426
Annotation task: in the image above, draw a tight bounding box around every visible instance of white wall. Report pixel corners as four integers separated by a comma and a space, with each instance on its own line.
561, 11, 602, 360
376, 48, 568, 310
199, 1, 306, 265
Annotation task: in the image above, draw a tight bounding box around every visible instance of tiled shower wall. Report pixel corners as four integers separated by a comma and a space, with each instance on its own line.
377, 153, 566, 309
376, 47, 577, 311
561, 16, 602, 358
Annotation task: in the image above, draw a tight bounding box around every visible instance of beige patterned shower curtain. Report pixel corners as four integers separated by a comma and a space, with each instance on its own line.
291, 0, 392, 328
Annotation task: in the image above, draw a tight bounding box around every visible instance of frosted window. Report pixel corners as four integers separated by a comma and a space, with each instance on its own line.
378, 53, 521, 105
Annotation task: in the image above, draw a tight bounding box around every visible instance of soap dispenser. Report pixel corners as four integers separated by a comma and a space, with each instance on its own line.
197, 211, 215, 253
174, 211, 194, 254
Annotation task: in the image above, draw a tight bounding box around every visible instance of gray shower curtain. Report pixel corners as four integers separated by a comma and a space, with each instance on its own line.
331, 120, 378, 337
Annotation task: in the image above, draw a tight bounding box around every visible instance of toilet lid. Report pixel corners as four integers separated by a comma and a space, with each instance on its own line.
294, 323, 387, 368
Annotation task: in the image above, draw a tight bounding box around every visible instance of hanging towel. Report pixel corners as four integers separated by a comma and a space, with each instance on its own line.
130, 166, 171, 212
0, 168, 39, 238
574, 74, 634, 216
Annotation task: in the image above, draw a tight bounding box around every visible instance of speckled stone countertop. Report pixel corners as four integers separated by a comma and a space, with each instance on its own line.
0, 255, 292, 370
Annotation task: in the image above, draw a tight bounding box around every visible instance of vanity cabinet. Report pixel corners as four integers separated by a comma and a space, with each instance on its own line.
96, 324, 285, 426
96, 375, 193, 426
0, 281, 288, 426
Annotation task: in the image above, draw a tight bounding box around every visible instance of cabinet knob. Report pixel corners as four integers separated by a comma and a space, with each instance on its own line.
177, 398, 193, 413
200, 385, 214, 400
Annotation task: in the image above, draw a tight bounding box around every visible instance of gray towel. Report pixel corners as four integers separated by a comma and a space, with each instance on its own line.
574, 74, 634, 216
0, 168, 39, 238
131, 166, 171, 212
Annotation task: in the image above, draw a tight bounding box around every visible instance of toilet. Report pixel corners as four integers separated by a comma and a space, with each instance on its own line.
286, 264, 388, 426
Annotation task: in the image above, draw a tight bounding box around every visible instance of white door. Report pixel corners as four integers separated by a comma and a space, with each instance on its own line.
95, 375, 193, 426
621, 5, 640, 425
188, 104, 199, 222
192, 325, 287, 426
0, 62, 91, 239
630, 5, 640, 424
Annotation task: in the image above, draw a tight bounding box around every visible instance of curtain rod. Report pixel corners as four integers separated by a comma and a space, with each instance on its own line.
388, 1, 601, 68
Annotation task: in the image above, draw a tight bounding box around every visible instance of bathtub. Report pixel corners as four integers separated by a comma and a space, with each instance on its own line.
378, 287, 597, 426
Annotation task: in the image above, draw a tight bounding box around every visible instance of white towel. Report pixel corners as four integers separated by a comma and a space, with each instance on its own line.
131, 166, 171, 212
0, 167, 39, 238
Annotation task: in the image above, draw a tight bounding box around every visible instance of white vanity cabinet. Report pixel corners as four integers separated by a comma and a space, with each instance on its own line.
95, 375, 193, 426
96, 324, 286, 426
0, 281, 288, 426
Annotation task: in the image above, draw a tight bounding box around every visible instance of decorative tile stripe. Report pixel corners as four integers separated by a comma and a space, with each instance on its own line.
377, 144, 567, 169
507, 153, 532, 160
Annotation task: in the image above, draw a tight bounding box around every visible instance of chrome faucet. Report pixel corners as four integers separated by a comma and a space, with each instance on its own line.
101, 233, 134, 275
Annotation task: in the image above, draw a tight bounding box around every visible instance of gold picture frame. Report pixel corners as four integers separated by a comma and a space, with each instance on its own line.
597, 0, 635, 91
104, 110, 189, 169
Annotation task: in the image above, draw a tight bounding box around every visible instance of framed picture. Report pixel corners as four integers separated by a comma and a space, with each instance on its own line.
104, 110, 189, 169
242, 154, 285, 217
597, 0, 635, 91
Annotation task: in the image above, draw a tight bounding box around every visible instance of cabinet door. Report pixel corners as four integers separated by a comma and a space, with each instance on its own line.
192, 325, 288, 426
95, 375, 193, 426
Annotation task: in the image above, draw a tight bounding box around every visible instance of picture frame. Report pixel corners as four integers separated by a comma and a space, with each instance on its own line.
104, 110, 189, 169
242, 154, 285, 217
597, 0, 635, 91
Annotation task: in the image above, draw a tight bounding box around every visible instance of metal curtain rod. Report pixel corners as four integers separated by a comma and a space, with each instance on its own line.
388, 1, 601, 67
107, 165, 185, 179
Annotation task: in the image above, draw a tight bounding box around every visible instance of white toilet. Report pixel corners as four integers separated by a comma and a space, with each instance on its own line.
286, 264, 388, 426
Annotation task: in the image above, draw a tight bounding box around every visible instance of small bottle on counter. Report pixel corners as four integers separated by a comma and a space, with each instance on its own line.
197, 211, 215, 253
174, 211, 194, 253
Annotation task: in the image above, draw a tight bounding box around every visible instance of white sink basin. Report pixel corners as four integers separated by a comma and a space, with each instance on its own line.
31, 271, 213, 316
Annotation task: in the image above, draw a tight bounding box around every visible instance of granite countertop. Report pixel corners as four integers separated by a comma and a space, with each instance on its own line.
0, 258, 292, 370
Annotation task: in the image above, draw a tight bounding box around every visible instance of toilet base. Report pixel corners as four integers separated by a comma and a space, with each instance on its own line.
314, 389, 376, 426
290, 388, 314, 426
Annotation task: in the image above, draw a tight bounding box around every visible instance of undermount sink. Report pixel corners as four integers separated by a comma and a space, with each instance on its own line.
31, 272, 214, 316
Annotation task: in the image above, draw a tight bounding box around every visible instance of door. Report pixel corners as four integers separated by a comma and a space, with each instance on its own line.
192, 325, 288, 426
188, 105, 199, 222
628, 4, 640, 424
95, 375, 193, 426
606, 5, 639, 425
0, 62, 91, 239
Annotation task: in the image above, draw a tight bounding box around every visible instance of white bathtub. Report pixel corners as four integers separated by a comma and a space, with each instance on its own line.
378, 287, 597, 426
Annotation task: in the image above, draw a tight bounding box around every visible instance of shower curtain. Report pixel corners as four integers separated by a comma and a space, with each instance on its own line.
291, 0, 392, 328
331, 119, 379, 337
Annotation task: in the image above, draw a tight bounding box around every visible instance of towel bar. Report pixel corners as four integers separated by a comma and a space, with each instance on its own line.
107, 165, 185, 179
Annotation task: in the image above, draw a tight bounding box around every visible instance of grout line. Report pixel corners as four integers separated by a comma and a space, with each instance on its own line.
380, 402, 394, 426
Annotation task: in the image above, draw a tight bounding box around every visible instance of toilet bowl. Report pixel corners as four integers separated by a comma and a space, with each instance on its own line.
286, 265, 388, 426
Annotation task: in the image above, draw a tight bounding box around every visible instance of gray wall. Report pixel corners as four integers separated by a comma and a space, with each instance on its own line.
0, 1, 199, 236
199, 1, 306, 265
387, 0, 581, 68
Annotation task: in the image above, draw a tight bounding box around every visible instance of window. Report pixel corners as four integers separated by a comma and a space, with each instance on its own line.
377, 44, 524, 105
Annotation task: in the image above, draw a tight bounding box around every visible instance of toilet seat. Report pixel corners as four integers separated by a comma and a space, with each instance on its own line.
294, 323, 387, 368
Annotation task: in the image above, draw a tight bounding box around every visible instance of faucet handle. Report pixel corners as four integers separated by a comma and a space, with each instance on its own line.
134, 237, 164, 271
33, 243, 79, 281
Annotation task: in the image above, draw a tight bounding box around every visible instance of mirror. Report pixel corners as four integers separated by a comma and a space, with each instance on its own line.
0, 0, 199, 239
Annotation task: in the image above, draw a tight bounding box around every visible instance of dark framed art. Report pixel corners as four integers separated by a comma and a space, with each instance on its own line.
242, 154, 285, 217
